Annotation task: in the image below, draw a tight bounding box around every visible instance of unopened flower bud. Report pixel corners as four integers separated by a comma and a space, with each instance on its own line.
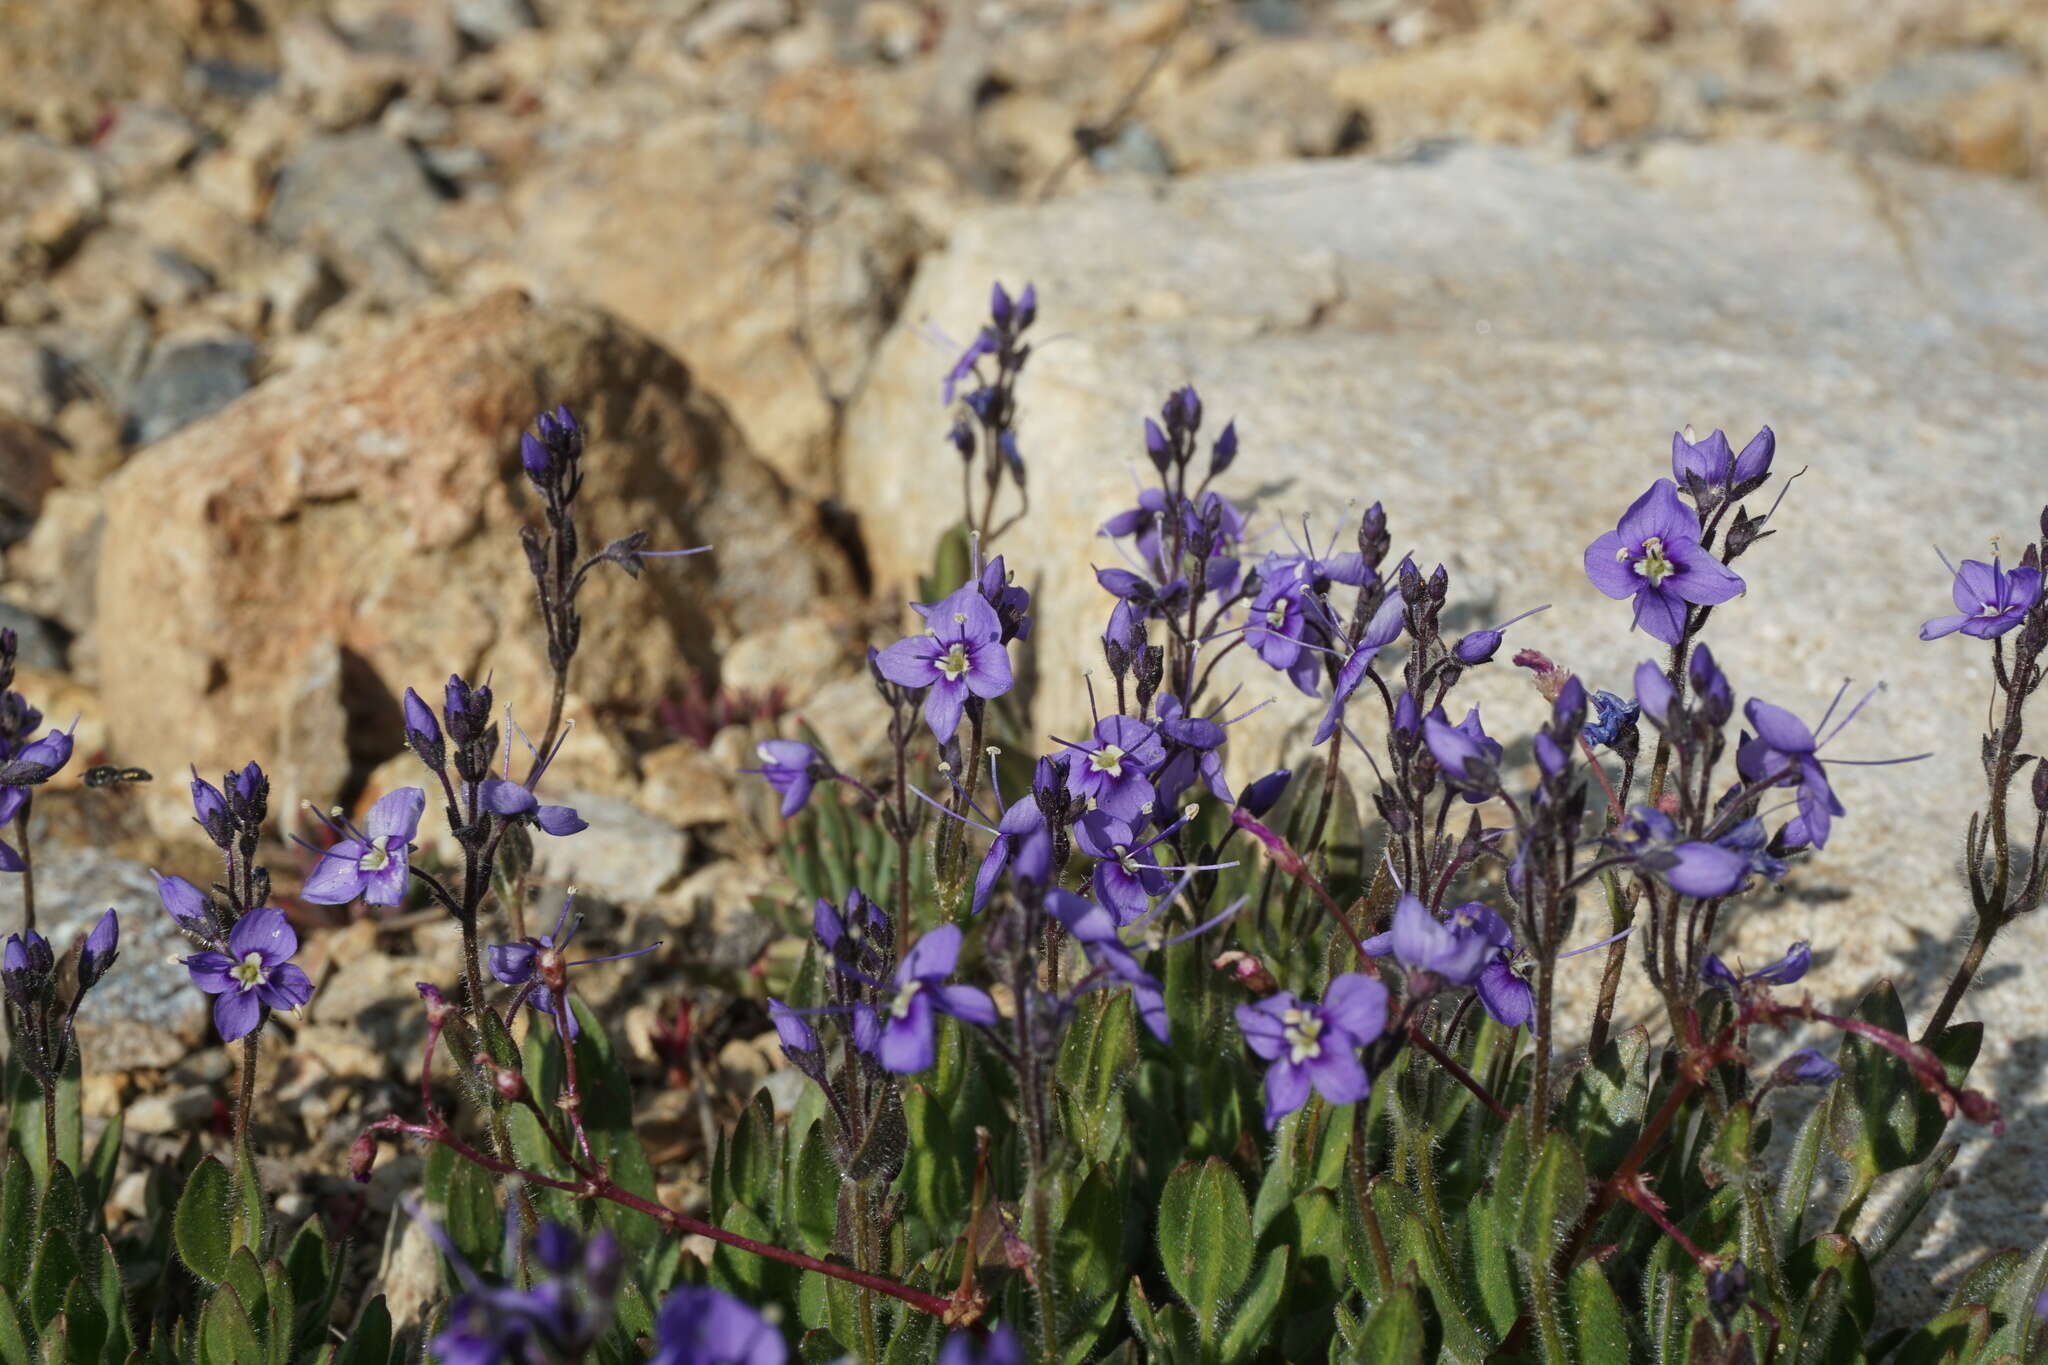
2034, 758, 2048, 813
416, 981, 450, 1026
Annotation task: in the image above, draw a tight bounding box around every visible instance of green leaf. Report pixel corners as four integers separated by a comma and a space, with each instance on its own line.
1517, 1132, 1588, 1266
81, 1116, 121, 1229
1349, 1287, 1427, 1365
1558, 1028, 1652, 1178
0, 1286, 28, 1365
1570, 1260, 1634, 1365
173, 1158, 235, 1286
1058, 1165, 1126, 1308
1219, 1248, 1288, 1365
1887, 1303, 1990, 1365
1157, 1159, 1253, 1345
422, 1145, 499, 1282
59, 1276, 107, 1364
7, 1052, 82, 1188
231, 1139, 266, 1259
23, 1240, 77, 1336
566, 999, 662, 1252
1982, 1236, 2048, 1361
93, 1237, 129, 1364
283, 1220, 339, 1357
332, 1296, 392, 1365
0, 1148, 31, 1290
1056, 992, 1138, 1166
197, 1284, 263, 1365
789, 1122, 838, 1257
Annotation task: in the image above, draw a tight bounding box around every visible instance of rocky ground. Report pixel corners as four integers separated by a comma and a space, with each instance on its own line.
3, 0, 2048, 1334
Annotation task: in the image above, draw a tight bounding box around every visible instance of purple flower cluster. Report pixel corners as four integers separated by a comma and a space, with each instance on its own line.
1235, 974, 1388, 1127
0, 628, 75, 872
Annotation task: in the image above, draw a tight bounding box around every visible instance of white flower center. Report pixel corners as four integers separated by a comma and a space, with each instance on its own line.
891, 980, 923, 1019
1264, 601, 1290, 629
1631, 536, 1677, 587
1281, 1007, 1323, 1063
1089, 744, 1127, 777
938, 643, 971, 681
232, 952, 267, 990
360, 837, 392, 871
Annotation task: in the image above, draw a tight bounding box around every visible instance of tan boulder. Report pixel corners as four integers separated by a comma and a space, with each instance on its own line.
501, 111, 927, 496
97, 288, 854, 835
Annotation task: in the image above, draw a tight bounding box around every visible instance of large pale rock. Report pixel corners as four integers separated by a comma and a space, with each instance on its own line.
842, 142, 2048, 1313
501, 111, 926, 495
98, 289, 854, 834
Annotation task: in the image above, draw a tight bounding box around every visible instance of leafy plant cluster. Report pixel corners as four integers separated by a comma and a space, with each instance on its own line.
0, 282, 2040, 1364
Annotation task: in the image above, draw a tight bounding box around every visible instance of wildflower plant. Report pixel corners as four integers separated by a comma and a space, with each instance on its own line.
0, 291, 2037, 1365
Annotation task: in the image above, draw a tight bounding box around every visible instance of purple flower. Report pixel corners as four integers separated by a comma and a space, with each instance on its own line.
1702, 941, 1810, 991
1477, 953, 1533, 1028
1919, 552, 2042, 641
1314, 592, 1408, 747
977, 555, 1033, 644
1672, 426, 1774, 492
1423, 706, 1501, 799
489, 896, 659, 1040
429, 1218, 620, 1365
1061, 715, 1165, 823
182, 907, 313, 1042
937, 1325, 1025, 1365
974, 796, 1052, 912
1584, 480, 1745, 646
1153, 694, 1232, 808
1618, 805, 1752, 898
1235, 974, 1389, 1127
0, 725, 72, 786
1047, 890, 1169, 1042
868, 926, 999, 1074
767, 999, 819, 1058
943, 329, 996, 406
478, 778, 588, 837
1073, 811, 1169, 924
300, 787, 425, 906
1735, 700, 1845, 850
1582, 691, 1639, 749
744, 740, 819, 818
874, 584, 1014, 742
649, 1287, 785, 1365
1246, 559, 1325, 696
1364, 896, 1511, 987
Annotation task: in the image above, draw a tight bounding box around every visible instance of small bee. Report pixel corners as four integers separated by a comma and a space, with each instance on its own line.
81, 765, 152, 789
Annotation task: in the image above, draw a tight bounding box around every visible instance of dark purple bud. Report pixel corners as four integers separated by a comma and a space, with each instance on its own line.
1454, 629, 1503, 665
535, 1222, 580, 1274
1357, 502, 1390, 569
949, 420, 975, 461
1774, 1048, 1838, 1086
402, 688, 441, 750
1236, 769, 1291, 818
1391, 691, 1421, 746
520, 432, 553, 481
153, 871, 211, 932
2032, 757, 2048, 812
1706, 1261, 1748, 1325
1552, 676, 1588, 734
584, 1230, 624, 1300
1634, 661, 1676, 729
1533, 732, 1568, 778
1731, 426, 1774, 486
1016, 283, 1037, 329
990, 281, 1014, 329
1689, 645, 1733, 725
1209, 419, 1238, 477
1142, 418, 1170, 472
77, 910, 118, 991
480, 779, 538, 817
191, 770, 231, 847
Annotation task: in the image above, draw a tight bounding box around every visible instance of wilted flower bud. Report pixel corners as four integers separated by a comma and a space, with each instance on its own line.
1706, 1261, 1748, 1325
349, 1131, 378, 1184
416, 981, 451, 1027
